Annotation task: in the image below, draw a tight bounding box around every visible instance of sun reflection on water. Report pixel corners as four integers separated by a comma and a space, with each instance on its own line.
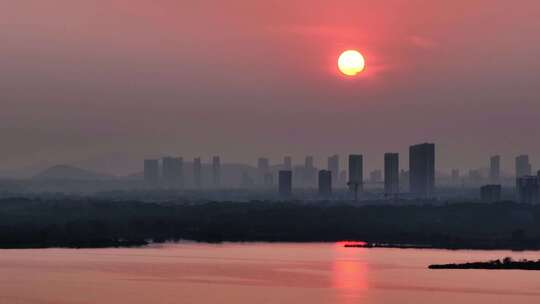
332, 242, 369, 303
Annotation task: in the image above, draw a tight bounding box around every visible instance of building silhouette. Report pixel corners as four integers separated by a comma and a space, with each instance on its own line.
257, 157, 270, 185
283, 156, 292, 170
241, 171, 254, 188
162, 156, 183, 188
515, 155, 531, 178
144, 159, 160, 185
193, 157, 202, 188
278, 170, 292, 197
303, 156, 316, 187
318, 170, 332, 196
400, 169, 410, 191
409, 143, 435, 198
480, 184, 501, 203
339, 170, 347, 186
516, 176, 539, 204
327, 155, 339, 186
468, 169, 482, 186
348, 154, 363, 194
264, 173, 274, 187
490, 155, 500, 184
384, 153, 399, 197
212, 156, 221, 188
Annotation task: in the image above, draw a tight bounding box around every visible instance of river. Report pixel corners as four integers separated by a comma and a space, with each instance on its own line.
0, 243, 539, 303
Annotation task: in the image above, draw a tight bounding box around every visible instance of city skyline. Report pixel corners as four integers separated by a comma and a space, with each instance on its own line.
136, 144, 540, 203
2, 1, 540, 175
2, 2, 540, 303
12, 147, 538, 182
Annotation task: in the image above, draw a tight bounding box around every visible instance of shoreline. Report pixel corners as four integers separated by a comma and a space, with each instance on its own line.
343, 242, 540, 251
1, 199, 540, 251
1, 240, 540, 251
429, 258, 540, 270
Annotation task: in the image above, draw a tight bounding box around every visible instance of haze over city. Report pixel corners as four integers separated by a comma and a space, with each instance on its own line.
2, 0, 540, 176
2, 2, 540, 304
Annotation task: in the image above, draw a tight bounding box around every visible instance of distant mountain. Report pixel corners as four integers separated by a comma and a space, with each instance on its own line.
33, 165, 115, 181
120, 163, 258, 186
0, 161, 55, 179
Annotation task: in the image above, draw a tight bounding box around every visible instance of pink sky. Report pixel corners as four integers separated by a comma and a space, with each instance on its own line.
1, 1, 540, 174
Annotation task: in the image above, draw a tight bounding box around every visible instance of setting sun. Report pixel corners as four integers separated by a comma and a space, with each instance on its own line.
338, 50, 365, 76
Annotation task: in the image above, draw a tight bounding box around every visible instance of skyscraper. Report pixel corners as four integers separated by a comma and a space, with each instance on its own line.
162, 156, 183, 188
212, 156, 221, 188
516, 176, 539, 204
263, 173, 274, 187
400, 169, 410, 191
409, 143, 435, 198
257, 157, 270, 185
348, 154, 363, 194
303, 156, 316, 187
339, 170, 347, 186
327, 155, 339, 185
490, 155, 500, 183
318, 170, 332, 196
241, 171, 254, 188
278, 170, 292, 197
384, 153, 399, 197
283, 156, 292, 170
515, 155, 531, 178
480, 184, 502, 203
193, 157, 202, 188
144, 159, 160, 185
468, 169, 482, 186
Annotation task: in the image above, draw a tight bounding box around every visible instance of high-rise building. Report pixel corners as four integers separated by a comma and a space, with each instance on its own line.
515, 155, 531, 178
303, 156, 316, 187
162, 156, 183, 188
480, 184, 502, 203
348, 154, 363, 193
144, 159, 160, 185
293, 165, 304, 187
339, 170, 347, 186
327, 155, 339, 185
193, 157, 202, 188
212, 156, 221, 188
490, 155, 500, 184
283, 156, 292, 170
264, 173, 274, 187
257, 158, 270, 185
409, 143, 435, 198
400, 169, 410, 191
384, 153, 399, 197
278, 170, 292, 197
516, 176, 539, 204
241, 171, 254, 188
318, 170, 332, 196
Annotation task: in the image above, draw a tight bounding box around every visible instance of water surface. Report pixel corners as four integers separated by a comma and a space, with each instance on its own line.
1, 243, 539, 303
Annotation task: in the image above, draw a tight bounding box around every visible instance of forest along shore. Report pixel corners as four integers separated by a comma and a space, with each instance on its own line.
0, 198, 540, 249
429, 258, 540, 270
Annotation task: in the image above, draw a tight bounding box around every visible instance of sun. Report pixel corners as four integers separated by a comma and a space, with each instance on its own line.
338, 50, 365, 76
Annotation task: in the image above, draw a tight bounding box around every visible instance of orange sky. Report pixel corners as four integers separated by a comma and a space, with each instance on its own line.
1, 1, 540, 174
